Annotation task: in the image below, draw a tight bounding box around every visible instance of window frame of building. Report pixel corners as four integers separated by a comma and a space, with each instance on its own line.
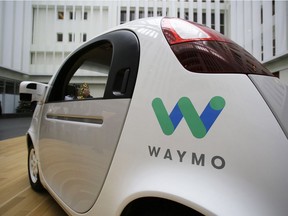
83, 11, 88, 20
139, 10, 144, 19
273, 39, 276, 56
220, 13, 225, 34
69, 11, 74, 20
69, 33, 75, 42
120, 10, 126, 24
193, 12, 197, 22
261, 6, 263, 24
57, 33, 63, 42
0, 80, 4, 94
83, 33, 87, 42
58, 11, 64, 20
130, 10, 135, 21
148, 9, 153, 17
5, 81, 15, 94
211, 13, 215, 29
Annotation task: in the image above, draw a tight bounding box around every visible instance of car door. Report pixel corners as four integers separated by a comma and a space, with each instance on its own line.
38, 30, 139, 213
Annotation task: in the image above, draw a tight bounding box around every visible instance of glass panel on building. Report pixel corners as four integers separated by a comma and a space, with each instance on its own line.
83, 11, 88, 20
0, 80, 4, 93
148, 10, 153, 17
69, 33, 74, 42
121, 10, 126, 24
220, 13, 225, 34
130, 10, 135, 21
83, 33, 87, 42
5, 82, 14, 94
139, 10, 144, 19
58, 11, 64, 20
57, 33, 63, 42
69, 11, 74, 20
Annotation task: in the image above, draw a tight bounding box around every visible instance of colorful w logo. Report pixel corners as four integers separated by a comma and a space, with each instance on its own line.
152, 96, 225, 138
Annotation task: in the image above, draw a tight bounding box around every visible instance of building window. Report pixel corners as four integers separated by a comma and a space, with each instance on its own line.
261, 45, 264, 61
193, 12, 197, 22
83, 11, 88, 20
210, 0, 225, 2
211, 13, 215, 29
273, 39, 276, 56
0, 80, 4, 93
184, 12, 189, 20
220, 13, 225, 34
57, 33, 63, 42
130, 10, 135, 21
202, 13, 206, 25
5, 82, 14, 94
261, 6, 263, 24
69, 33, 75, 42
30, 53, 35, 64
83, 33, 87, 42
121, 10, 127, 24
58, 11, 64, 20
139, 11, 144, 19
148, 10, 153, 17
69, 11, 74, 20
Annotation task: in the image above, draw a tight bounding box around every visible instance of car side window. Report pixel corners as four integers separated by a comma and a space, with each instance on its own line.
65, 42, 112, 100
47, 30, 140, 102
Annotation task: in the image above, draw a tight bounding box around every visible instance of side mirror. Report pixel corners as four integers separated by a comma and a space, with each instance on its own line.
19, 81, 49, 103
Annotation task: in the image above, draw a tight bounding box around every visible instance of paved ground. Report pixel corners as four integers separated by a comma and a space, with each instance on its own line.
0, 117, 32, 141
0, 136, 67, 216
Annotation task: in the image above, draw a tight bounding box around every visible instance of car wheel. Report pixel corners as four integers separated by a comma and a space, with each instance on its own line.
28, 144, 44, 192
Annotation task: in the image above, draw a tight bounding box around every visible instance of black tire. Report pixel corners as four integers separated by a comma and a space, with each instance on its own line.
28, 144, 45, 192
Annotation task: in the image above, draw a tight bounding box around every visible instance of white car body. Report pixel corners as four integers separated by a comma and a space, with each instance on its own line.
20, 17, 288, 216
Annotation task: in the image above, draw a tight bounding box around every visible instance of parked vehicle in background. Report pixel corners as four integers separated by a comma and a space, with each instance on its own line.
20, 17, 288, 216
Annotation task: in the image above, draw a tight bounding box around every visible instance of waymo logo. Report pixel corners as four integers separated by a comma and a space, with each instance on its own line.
152, 96, 225, 138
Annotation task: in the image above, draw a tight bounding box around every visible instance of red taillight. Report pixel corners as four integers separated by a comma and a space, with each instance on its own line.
161, 17, 232, 45
161, 17, 273, 76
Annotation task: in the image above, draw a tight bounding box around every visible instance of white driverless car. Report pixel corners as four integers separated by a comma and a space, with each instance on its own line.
20, 17, 288, 216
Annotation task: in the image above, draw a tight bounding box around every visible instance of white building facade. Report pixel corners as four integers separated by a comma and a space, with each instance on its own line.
0, 0, 287, 113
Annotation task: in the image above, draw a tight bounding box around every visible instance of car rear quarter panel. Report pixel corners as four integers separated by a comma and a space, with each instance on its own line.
89, 19, 288, 216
